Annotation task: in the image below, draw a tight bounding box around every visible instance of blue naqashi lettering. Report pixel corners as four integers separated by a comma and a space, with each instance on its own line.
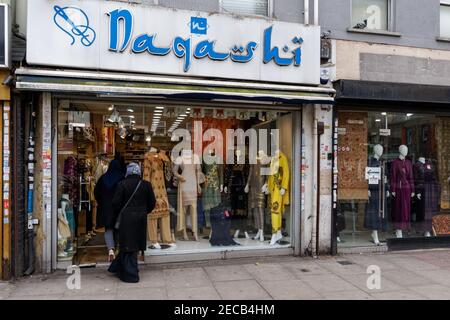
103, 9, 304, 72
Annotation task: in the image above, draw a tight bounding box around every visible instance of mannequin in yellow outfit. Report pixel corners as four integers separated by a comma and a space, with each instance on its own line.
263, 150, 290, 245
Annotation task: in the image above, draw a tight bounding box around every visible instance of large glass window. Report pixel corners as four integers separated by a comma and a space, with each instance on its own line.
440, 1, 450, 38
220, 0, 269, 17
56, 102, 294, 264
336, 111, 450, 248
351, 0, 390, 31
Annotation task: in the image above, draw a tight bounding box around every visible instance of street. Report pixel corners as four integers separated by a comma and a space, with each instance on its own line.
1, 250, 449, 300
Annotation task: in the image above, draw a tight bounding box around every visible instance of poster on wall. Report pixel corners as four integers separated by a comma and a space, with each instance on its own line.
337, 112, 369, 200
0, 4, 10, 68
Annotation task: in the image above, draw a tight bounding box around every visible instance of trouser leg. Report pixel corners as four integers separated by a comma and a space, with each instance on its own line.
148, 218, 158, 244
104, 228, 115, 250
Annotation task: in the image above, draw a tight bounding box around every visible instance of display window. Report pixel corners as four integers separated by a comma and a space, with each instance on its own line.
336, 110, 450, 247
56, 101, 294, 264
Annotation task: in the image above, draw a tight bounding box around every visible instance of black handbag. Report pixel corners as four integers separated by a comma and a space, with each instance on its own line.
114, 181, 142, 230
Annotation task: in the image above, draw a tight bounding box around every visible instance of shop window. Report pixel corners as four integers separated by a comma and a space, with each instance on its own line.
351, 0, 390, 31
56, 103, 294, 264
440, 1, 450, 38
336, 111, 450, 247
220, 0, 270, 17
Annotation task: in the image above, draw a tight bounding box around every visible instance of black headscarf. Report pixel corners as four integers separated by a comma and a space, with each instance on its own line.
102, 159, 124, 189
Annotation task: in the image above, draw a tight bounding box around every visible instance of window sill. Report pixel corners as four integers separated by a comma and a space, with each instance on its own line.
347, 28, 402, 37
436, 36, 450, 43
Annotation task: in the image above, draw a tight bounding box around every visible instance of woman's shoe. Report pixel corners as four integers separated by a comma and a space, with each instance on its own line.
108, 249, 115, 262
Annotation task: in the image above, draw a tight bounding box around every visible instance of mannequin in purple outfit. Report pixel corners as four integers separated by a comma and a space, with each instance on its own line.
390, 145, 415, 238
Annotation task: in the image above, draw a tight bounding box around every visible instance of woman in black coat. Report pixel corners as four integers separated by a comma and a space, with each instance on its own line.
94, 159, 124, 261
108, 163, 156, 283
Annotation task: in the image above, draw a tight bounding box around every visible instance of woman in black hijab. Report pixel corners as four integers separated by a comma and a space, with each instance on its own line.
94, 159, 124, 261
109, 163, 156, 283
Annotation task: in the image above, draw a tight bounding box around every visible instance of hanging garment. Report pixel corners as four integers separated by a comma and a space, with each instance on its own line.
63, 156, 79, 206
173, 154, 202, 206
143, 152, 170, 219
364, 157, 388, 231
413, 161, 441, 232
202, 160, 224, 211
268, 152, 290, 233
390, 158, 415, 230
247, 161, 267, 209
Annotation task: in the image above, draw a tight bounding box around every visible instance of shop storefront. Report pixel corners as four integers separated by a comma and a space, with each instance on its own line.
15, 0, 334, 272
333, 80, 450, 252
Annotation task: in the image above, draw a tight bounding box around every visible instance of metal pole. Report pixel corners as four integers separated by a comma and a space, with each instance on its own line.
304, 0, 310, 25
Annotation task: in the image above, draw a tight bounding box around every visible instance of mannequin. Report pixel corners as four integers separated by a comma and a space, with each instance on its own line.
60, 194, 75, 253
202, 149, 224, 230
173, 149, 202, 241
365, 144, 388, 245
143, 150, 175, 249
264, 149, 290, 245
413, 157, 440, 237
227, 149, 250, 240
390, 145, 415, 238
245, 150, 268, 242
57, 207, 72, 259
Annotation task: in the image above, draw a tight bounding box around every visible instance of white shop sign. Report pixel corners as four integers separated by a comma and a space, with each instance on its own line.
27, 0, 320, 85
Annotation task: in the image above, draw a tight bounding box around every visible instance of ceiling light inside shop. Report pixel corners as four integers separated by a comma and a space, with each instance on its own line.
407, 113, 413, 117
108, 106, 114, 111
381, 112, 387, 116
156, 106, 164, 110
127, 109, 134, 113
375, 119, 381, 122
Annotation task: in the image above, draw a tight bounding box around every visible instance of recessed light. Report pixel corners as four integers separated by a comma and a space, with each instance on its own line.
407, 113, 413, 117
127, 109, 134, 113
375, 119, 381, 122
381, 112, 387, 116
156, 106, 164, 110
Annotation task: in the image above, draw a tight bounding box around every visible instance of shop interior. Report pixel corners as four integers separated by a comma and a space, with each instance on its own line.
56, 100, 293, 265
337, 111, 450, 248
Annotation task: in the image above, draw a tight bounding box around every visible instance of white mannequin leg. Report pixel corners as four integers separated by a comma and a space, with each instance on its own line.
244, 231, 250, 239
259, 229, 264, 242
395, 229, 403, 238
253, 229, 261, 240
424, 231, 431, 237
234, 230, 240, 239
371, 230, 380, 245
269, 230, 283, 245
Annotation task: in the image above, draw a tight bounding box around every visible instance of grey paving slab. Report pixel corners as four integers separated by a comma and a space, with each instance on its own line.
370, 290, 428, 300
408, 284, 450, 300
321, 289, 374, 300
167, 286, 221, 300
416, 269, 450, 286
344, 255, 399, 271
163, 267, 212, 289
204, 265, 254, 282
386, 257, 441, 272
280, 261, 332, 278
214, 280, 272, 300
301, 274, 358, 293
258, 279, 321, 300
318, 260, 367, 275
243, 263, 296, 281
117, 269, 166, 289
341, 273, 403, 293
6, 294, 63, 300
10, 279, 69, 296
381, 270, 432, 287
116, 287, 167, 300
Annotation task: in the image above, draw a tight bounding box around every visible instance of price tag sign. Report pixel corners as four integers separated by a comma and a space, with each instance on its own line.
366, 167, 381, 181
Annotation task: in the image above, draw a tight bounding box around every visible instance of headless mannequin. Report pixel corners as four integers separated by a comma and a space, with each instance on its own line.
367, 144, 387, 245
263, 149, 288, 246
391, 145, 415, 238
232, 149, 250, 240
174, 149, 201, 241
244, 150, 268, 242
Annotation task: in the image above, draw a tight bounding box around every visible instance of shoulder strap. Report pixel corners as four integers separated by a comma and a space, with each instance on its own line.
122, 180, 142, 211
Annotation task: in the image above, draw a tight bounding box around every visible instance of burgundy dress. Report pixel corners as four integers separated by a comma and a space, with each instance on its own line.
390, 158, 414, 230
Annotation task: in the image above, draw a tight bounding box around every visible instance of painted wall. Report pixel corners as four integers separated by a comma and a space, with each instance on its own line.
320, 0, 450, 51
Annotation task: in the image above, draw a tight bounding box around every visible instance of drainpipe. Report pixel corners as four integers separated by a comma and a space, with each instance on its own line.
304, 0, 309, 25
314, 0, 319, 25
311, 116, 318, 257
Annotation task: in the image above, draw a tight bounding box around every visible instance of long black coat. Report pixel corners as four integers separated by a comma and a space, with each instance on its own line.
112, 175, 156, 252
94, 176, 121, 229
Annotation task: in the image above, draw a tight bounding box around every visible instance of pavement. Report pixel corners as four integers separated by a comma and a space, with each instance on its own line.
1, 249, 449, 300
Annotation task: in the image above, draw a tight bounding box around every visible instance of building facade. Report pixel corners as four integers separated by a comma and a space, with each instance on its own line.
4, 0, 336, 277
319, 0, 450, 253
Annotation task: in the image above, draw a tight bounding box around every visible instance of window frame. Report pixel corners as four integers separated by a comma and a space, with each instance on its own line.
439, 1, 450, 38
219, 0, 273, 18
350, 0, 394, 32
